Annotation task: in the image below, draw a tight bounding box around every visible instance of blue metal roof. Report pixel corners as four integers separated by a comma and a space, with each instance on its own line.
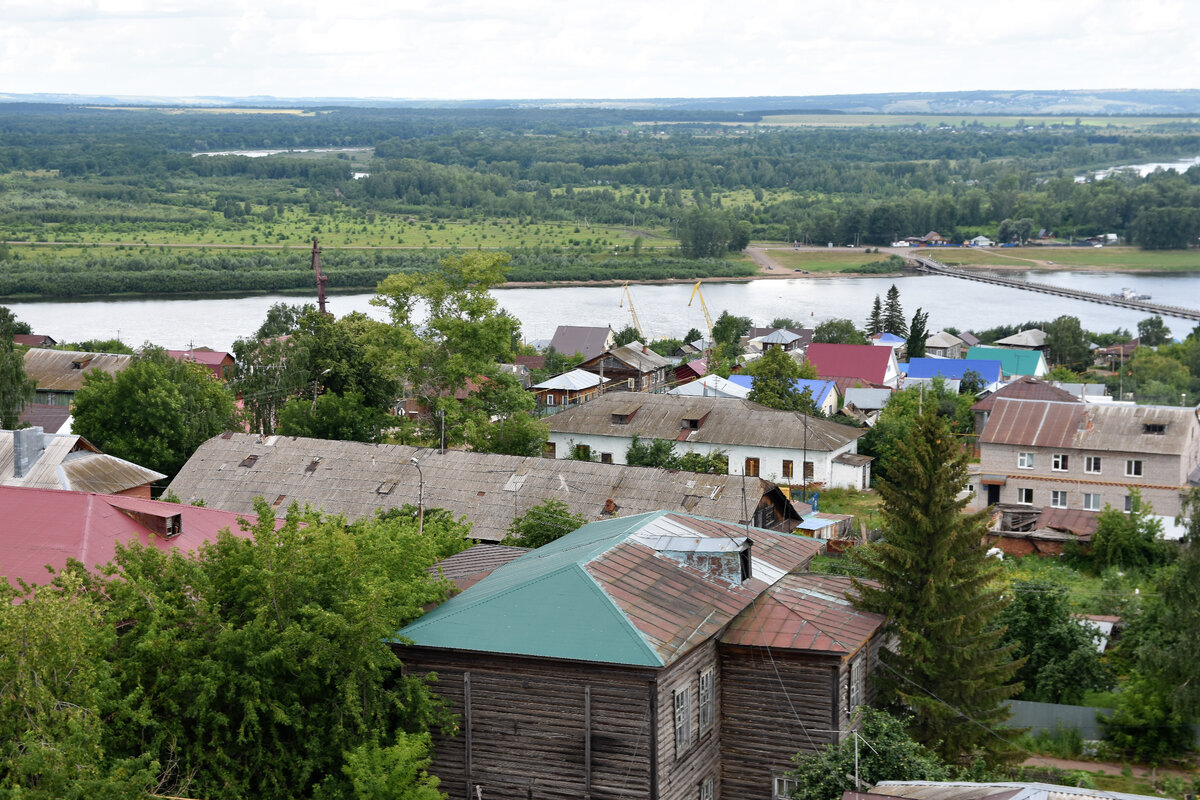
727, 375, 835, 407
906, 357, 1002, 385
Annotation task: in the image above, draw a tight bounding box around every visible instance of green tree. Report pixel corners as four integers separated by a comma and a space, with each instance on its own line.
786, 709, 950, 800
625, 435, 679, 468
59, 339, 135, 354
0, 306, 35, 429
72, 346, 238, 478
1090, 489, 1169, 571
683, 327, 705, 345
95, 502, 468, 799
851, 408, 1021, 764
341, 733, 444, 800
813, 318, 867, 345
882, 284, 907, 337
744, 346, 819, 415
1137, 315, 1171, 347
859, 379, 973, 480
866, 295, 884, 337
959, 369, 986, 395
501, 498, 588, 548
277, 389, 391, 442
612, 325, 641, 347
1044, 315, 1090, 370
771, 317, 801, 330
711, 311, 751, 348
1132, 207, 1200, 250
996, 581, 1112, 704
905, 308, 929, 359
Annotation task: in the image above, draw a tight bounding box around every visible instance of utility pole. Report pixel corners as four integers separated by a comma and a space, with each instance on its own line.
311, 238, 330, 315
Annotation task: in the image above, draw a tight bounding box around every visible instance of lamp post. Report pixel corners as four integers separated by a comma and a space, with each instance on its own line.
410, 456, 424, 536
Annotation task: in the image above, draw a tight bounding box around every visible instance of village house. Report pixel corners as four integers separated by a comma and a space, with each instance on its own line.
1, 427, 164, 497
667, 375, 750, 400
748, 329, 806, 354
166, 347, 236, 380
993, 329, 1047, 351
726, 376, 840, 417
969, 376, 1079, 433
397, 511, 886, 800
531, 368, 610, 409
674, 357, 708, 387
12, 333, 58, 348
966, 346, 1048, 378
903, 358, 1003, 394
805, 343, 901, 389
967, 398, 1200, 540
549, 325, 616, 361
924, 330, 966, 359
22, 348, 134, 407
544, 393, 871, 488
577, 341, 674, 393
168, 433, 806, 541
0, 485, 273, 590
1093, 338, 1140, 371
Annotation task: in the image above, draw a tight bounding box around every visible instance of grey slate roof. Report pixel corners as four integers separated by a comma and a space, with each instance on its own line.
546, 393, 864, 452
22, 349, 134, 392
994, 329, 1047, 348
925, 330, 964, 349
604, 341, 672, 372
549, 326, 613, 360
0, 430, 165, 493
167, 433, 790, 542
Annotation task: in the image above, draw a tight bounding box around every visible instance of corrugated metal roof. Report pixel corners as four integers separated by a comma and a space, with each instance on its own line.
0, 431, 164, 493
806, 344, 895, 385
668, 375, 750, 399
752, 329, 803, 345
22, 349, 133, 392
397, 511, 823, 666
966, 347, 1045, 377
875, 781, 1164, 800
721, 573, 884, 653
925, 331, 964, 349
549, 326, 612, 361
972, 377, 1080, 412
994, 329, 1047, 348
0, 485, 271, 589
547, 393, 863, 452
843, 388, 892, 411
167, 433, 794, 542
16, 404, 72, 434
980, 399, 1084, 448
532, 368, 606, 391
980, 398, 1200, 455
907, 358, 1002, 384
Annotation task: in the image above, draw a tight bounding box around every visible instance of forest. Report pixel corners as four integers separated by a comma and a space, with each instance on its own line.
0, 104, 1198, 298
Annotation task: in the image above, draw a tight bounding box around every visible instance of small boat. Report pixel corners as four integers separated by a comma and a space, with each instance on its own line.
1111, 287, 1151, 301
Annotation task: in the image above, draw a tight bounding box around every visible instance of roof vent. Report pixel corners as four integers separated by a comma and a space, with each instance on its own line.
239, 454, 258, 468
114, 506, 182, 539
305, 457, 322, 474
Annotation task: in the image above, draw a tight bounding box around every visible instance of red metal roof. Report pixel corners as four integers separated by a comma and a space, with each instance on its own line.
166, 348, 234, 367
979, 398, 1086, 448
721, 573, 885, 653
806, 344, 893, 386
1033, 507, 1100, 540
0, 486, 274, 590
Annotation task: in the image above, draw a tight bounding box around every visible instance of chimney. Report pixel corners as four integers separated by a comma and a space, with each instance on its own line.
12, 426, 46, 478
642, 344, 649, 354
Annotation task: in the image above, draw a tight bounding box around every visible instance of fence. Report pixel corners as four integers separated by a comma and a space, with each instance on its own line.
1008, 699, 1200, 744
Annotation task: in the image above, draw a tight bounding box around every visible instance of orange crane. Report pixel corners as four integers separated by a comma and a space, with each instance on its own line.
619, 282, 645, 340
688, 280, 714, 342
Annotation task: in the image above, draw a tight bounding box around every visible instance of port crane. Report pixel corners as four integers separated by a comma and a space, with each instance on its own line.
619, 282, 645, 340
688, 280, 714, 342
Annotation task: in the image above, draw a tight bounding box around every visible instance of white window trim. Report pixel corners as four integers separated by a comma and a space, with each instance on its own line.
1125, 459, 1143, 478
1016, 488, 1034, 505
774, 775, 800, 800
1083, 493, 1101, 511
1085, 456, 1101, 474
674, 686, 692, 754
1051, 490, 1068, 509
1052, 454, 1069, 472
698, 667, 714, 734
1017, 452, 1034, 469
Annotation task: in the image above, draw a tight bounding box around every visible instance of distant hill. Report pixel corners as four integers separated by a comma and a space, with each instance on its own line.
3, 89, 1200, 115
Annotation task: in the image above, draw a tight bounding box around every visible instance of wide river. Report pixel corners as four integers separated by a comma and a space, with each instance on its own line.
6, 271, 1199, 353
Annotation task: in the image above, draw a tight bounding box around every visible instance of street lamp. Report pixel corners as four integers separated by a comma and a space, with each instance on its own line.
410, 456, 424, 536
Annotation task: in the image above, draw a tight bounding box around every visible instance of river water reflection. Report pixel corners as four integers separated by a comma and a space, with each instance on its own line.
6, 271, 1198, 353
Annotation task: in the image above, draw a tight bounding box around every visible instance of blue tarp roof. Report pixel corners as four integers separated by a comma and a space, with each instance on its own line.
727, 375, 836, 407
905, 358, 1002, 385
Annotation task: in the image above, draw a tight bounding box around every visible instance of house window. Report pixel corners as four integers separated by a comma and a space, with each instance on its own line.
600, 452, 613, 464
542, 442, 557, 459
745, 457, 760, 477
673, 686, 692, 754
1085, 456, 1102, 474
1018, 452, 1034, 469
611, 413, 630, 425
1083, 493, 1101, 511
545, 394, 556, 406
847, 655, 864, 716
1124, 495, 1133, 513
682, 417, 701, 430
1143, 423, 1167, 435
1051, 490, 1068, 508
804, 461, 814, 480
574, 444, 591, 460
699, 777, 714, 800
774, 775, 800, 800
782, 460, 794, 479
698, 667, 714, 734
1052, 454, 1069, 472
1126, 459, 1143, 478
1017, 488, 1033, 505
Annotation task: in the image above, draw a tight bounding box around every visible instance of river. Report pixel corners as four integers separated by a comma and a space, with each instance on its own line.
5, 271, 1198, 353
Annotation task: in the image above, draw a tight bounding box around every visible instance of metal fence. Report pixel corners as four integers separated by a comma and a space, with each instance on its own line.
1008, 699, 1200, 744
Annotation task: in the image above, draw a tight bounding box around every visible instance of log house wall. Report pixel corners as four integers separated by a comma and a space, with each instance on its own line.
654, 639, 721, 800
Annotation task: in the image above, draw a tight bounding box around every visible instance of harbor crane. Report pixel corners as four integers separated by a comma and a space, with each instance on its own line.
619, 281, 645, 340
688, 280, 714, 342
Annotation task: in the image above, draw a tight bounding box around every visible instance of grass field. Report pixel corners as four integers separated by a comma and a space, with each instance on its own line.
760, 249, 905, 273
930, 246, 1200, 272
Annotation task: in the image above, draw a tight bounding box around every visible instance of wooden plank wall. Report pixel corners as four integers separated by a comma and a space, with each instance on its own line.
402, 647, 656, 800
654, 639, 721, 800
718, 645, 840, 800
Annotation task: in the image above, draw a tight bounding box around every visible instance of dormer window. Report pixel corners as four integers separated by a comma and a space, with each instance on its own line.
682, 418, 700, 430
612, 413, 631, 425
1143, 423, 1167, 435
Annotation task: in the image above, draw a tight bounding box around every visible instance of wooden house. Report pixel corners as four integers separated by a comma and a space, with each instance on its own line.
531, 368, 609, 408
22, 348, 133, 407
577, 341, 674, 393
397, 511, 886, 800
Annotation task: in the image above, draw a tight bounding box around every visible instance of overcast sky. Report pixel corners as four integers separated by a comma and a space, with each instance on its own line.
2, 0, 1195, 100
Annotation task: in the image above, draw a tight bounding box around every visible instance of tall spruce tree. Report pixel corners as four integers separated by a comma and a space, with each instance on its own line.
882, 284, 907, 337
851, 408, 1021, 765
905, 308, 929, 359
866, 295, 884, 337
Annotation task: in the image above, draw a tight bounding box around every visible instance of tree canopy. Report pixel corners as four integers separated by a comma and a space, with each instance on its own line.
0, 306, 34, 429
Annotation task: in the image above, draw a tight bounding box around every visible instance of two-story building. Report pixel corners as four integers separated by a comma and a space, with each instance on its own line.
397, 511, 886, 800
545, 393, 871, 489
577, 342, 674, 393
968, 398, 1200, 539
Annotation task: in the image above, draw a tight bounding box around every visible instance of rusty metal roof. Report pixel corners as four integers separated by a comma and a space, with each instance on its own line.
428, 543, 529, 591
397, 511, 824, 667
168, 433, 796, 542
22, 349, 133, 392
981, 398, 1200, 455
546, 393, 864, 452
721, 573, 884, 654
972, 377, 1080, 412
1033, 508, 1100, 540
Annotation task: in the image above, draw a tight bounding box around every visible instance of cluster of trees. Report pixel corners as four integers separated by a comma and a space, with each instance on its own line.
623, 435, 730, 473
0, 502, 471, 798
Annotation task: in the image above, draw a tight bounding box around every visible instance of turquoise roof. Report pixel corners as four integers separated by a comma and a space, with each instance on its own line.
397, 512, 669, 667
966, 347, 1044, 377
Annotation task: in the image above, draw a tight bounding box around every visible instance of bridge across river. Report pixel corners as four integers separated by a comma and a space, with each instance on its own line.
911, 255, 1200, 322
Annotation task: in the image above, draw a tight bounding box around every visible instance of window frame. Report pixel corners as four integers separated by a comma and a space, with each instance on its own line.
673, 686, 692, 755
1085, 456, 1102, 474
1018, 452, 1034, 469
1050, 490, 1068, 509
1016, 487, 1034, 505
744, 457, 760, 477
781, 460, 793, 479
699, 777, 714, 800
698, 667, 715, 734
1052, 453, 1069, 472
1083, 493, 1101, 511
1125, 459, 1143, 478
774, 775, 800, 800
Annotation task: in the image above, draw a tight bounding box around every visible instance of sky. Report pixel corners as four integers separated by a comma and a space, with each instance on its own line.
1, 0, 1196, 100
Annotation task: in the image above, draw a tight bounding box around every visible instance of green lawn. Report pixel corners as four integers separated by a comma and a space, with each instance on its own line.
929, 246, 1200, 272
761, 249, 904, 273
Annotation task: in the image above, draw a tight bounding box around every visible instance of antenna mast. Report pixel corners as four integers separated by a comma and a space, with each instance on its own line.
311, 238, 330, 315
